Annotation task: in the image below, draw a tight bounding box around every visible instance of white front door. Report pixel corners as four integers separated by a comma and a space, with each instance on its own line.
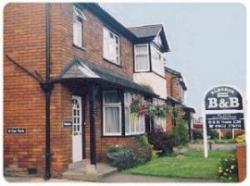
72, 95, 83, 162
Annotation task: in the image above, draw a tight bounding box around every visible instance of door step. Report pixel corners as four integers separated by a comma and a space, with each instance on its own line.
63, 159, 117, 181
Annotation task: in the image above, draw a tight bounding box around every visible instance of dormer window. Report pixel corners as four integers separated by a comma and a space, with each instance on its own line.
73, 6, 86, 48
154, 35, 162, 47
134, 44, 150, 72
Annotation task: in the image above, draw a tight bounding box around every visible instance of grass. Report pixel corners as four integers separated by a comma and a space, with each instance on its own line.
126, 149, 234, 179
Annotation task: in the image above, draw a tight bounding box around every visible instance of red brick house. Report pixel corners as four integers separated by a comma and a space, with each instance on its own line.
164, 66, 195, 137
4, 3, 175, 179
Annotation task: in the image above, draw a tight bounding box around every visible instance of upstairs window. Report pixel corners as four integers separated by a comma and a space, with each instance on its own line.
103, 27, 120, 65
134, 44, 150, 72
151, 45, 165, 76
73, 6, 86, 48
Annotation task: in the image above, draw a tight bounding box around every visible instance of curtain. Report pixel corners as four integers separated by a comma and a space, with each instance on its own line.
105, 107, 120, 133
135, 44, 149, 71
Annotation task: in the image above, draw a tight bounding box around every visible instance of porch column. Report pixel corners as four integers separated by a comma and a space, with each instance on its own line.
89, 83, 97, 165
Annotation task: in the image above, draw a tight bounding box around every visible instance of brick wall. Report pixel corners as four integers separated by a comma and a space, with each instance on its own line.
4, 3, 136, 178
165, 70, 184, 102
4, 3, 46, 176
236, 144, 246, 182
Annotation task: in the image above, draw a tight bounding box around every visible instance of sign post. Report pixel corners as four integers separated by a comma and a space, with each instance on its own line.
203, 86, 244, 158
202, 115, 208, 158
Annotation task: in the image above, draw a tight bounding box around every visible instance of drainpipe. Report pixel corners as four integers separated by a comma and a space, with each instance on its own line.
40, 3, 53, 180
89, 83, 97, 165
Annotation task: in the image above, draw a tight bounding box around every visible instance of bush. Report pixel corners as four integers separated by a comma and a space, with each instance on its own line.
106, 135, 153, 169
224, 131, 232, 139
106, 146, 136, 170
192, 130, 203, 140
130, 135, 152, 164
217, 155, 238, 182
209, 130, 219, 140
148, 129, 175, 155
172, 117, 189, 146
234, 134, 245, 144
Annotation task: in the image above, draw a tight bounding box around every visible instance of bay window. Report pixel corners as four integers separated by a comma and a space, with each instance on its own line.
103, 27, 120, 65
151, 45, 165, 76
134, 44, 150, 72
124, 92, 145, 135
103, 91, 122, 136
153, 98, 166, 131
103, 91, 145, 136
73, 6, 86, 48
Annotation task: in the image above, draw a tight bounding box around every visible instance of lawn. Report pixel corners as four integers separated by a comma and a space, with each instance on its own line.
127, 149, 234, 180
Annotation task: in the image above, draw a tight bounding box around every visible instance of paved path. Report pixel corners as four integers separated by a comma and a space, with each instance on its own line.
189, 143, 236, 151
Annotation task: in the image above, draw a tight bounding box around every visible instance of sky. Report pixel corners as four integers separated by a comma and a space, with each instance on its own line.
100, 3, 246, 117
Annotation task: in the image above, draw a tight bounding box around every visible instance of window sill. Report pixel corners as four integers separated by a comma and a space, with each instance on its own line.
73, 43, 86, 51
103, 58, 122, 68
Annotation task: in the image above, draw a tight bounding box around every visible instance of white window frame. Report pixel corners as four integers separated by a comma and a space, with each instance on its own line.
103, 91, 122, 136
124, 92, 145, 136
151, 44, 165, 76
134, 44, 150, 72
73, 6, 86, 48
103, 27, 121, 65
153, 98, 166, 131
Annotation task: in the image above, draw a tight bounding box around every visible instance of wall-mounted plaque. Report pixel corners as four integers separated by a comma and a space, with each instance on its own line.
6, 127, 26, 134
63, 121, 72, 127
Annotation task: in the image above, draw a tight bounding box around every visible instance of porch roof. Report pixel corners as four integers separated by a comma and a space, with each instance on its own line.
60, 58, 157, 96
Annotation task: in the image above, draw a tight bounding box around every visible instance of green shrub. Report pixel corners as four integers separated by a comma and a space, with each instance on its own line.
192, 130, 203, 140
224, 131, 232, 139
106, 146, 136, 170
209, 130, 219, 140
173, 117, 189, 146
135, 134, 149, 146
217, 155, 238, 182
148, 129, 175, 155
130, 135, 152, 164
106, 135, 153, 169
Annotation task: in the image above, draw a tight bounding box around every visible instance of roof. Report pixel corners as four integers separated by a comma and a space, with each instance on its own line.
60, 58, 157, 96
128, 24, 163, 38
165, 66, 182, 77
128, 24, 170, 52
77, 3, 170, 52
77, 3, 137, 41
165, 66, 187, 90
166, 96, 195, 113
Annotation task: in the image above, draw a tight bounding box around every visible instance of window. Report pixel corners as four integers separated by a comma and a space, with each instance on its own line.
103, 91, 122, 136
103, 27, 120, 65
134, 44, 150, 72
153, 98, 166, 131
151, 44, 165, 76
73, 6, 86, 47
124, 92, 145, 135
